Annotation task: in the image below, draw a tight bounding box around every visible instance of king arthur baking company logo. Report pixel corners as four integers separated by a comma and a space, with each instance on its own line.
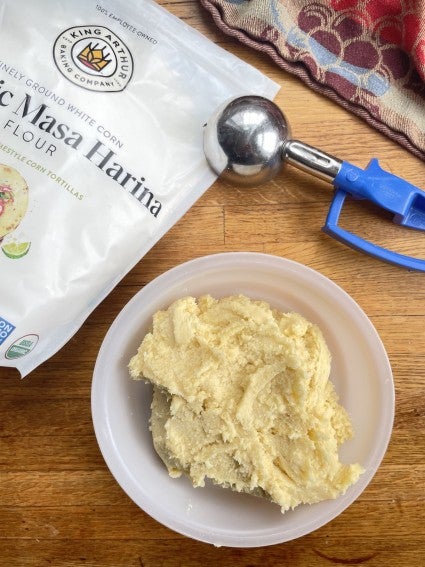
53, 25, 133, 92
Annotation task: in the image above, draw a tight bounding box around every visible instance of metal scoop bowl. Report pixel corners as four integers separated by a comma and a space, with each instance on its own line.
203, 95, 425, 272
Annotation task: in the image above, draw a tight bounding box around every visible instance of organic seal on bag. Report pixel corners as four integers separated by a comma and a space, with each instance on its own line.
0, 0, 278, 375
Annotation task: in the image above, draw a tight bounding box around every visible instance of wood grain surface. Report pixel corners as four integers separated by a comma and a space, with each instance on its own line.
1, 1, 425, 566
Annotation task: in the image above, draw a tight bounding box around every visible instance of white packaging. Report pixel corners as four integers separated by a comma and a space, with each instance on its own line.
0, 0, 279, 376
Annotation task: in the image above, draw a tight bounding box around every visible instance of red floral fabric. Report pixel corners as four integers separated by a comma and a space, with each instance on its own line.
200, 0, 425, 161
330, 0, 425, 78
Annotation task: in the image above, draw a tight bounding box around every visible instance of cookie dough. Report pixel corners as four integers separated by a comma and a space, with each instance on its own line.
129, 294, 363, 512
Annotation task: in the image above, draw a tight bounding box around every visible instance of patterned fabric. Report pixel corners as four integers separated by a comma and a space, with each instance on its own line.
200, 0, 425, 161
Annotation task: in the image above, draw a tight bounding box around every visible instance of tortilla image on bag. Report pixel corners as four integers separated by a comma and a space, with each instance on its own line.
0, 164, 29, 241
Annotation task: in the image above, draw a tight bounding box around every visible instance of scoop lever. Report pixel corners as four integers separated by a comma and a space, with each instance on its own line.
334, 158, 425, 230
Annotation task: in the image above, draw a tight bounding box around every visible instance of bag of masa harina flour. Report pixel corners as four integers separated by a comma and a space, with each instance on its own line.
0, 0, 278, 376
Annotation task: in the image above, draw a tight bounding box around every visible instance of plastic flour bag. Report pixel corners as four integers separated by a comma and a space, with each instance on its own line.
0, 0, 279, 376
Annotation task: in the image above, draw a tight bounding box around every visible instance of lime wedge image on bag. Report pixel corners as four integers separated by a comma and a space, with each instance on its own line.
0, 0, 279, 376
2, 241, 31, 259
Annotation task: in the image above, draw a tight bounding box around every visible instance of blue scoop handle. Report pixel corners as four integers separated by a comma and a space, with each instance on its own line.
322, 158, 425, 271
284, 141, 424, 270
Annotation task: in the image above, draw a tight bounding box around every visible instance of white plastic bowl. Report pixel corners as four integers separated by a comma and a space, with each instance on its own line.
92, 252, 394, 547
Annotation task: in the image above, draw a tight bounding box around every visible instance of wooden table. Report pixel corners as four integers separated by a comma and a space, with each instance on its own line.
1, 2, 425, 565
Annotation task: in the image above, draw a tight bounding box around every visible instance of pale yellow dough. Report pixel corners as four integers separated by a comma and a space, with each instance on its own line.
129, 294, 363, 512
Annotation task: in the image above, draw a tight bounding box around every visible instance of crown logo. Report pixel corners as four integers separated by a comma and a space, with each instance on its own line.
77, 42, 111, 72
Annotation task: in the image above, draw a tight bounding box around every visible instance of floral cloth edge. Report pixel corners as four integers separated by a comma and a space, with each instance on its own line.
200, 0, 425, 161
